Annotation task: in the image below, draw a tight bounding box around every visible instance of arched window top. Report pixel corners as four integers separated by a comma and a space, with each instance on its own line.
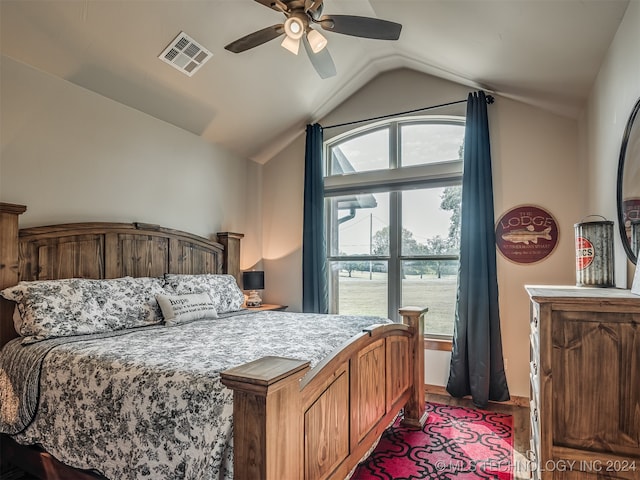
326, 116, 465, 177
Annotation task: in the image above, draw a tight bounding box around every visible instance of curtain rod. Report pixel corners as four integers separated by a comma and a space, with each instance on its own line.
322, 95, 494, 130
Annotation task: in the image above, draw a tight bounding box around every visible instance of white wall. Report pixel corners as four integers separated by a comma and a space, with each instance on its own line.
262, 68, 582, 398
584, 1, 640, 287
261, 134, 306, 305
491, 96, 581, 397
0, 55, 262, 269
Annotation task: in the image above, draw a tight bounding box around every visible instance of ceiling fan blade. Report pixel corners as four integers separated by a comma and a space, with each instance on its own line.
319, 15, 402, 40
224, 24, 285, 53
302, 35, 336, 79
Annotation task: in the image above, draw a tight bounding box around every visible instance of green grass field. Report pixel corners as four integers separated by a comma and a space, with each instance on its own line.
336, 271, 457, 336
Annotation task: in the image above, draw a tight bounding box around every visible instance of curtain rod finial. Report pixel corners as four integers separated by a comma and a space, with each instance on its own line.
486, 95, 495, 105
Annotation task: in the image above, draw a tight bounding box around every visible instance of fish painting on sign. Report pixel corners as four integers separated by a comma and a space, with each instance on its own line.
495, 205, 559, 264
501, 225, 553, 245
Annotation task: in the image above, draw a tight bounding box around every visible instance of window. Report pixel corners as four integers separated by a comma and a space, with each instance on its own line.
324, 117, 464, 338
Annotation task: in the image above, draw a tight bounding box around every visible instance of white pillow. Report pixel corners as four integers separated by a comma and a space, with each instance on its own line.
156, 293, 218, 326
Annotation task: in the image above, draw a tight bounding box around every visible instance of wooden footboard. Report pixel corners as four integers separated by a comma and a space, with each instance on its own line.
221, 307, 427, 480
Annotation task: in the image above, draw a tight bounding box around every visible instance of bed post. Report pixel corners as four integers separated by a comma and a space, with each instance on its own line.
216, 232, 244, 286
399, 306, 428, 428
220, 356, 310, 480
0, 203, 26, 474
0, 203, 26, 348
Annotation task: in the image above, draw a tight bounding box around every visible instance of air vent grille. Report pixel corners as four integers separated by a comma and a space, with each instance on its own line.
159, 32, 212, 77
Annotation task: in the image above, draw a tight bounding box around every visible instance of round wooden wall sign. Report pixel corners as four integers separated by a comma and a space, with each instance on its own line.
495, 205, 559, 264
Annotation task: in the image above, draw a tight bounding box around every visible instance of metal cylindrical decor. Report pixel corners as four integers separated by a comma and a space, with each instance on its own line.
574, 216, 615, 287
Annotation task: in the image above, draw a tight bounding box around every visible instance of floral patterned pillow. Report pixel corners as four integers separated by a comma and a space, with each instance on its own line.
163, 274, 245, 313
1, 277, 165, 344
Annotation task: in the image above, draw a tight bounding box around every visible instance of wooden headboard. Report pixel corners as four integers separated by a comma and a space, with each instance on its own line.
0, 203, 243, 347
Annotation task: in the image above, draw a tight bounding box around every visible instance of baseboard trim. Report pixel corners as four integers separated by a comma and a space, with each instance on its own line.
424, 384, 529, 408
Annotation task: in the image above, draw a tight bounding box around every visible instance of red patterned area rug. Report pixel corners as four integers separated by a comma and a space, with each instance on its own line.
351, 402, 514, 480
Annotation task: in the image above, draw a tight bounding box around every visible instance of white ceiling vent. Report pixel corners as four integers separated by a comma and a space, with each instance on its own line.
159, 32, 212, 77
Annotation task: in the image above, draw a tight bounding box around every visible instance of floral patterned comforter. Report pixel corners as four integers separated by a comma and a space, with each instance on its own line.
1, 310, 389, 480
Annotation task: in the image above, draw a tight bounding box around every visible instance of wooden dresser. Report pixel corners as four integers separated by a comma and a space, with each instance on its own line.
526, 286, 639, 480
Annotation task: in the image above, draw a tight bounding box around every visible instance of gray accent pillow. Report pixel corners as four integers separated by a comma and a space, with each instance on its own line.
156, 293, 218, 326
163, 274, 245, 313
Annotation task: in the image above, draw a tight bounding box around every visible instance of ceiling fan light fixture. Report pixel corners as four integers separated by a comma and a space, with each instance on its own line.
281, 35, 300, 55
284, 17, 305, 40
224, 0, 402, 79
307, 28, 327, 53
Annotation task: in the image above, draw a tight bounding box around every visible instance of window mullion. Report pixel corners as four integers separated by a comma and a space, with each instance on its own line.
388, 191, 401, 321
387, 124, 400, 321
389, 121, 399, 170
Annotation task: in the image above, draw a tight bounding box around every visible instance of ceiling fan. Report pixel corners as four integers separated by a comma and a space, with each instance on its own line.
224, 0, 402, 79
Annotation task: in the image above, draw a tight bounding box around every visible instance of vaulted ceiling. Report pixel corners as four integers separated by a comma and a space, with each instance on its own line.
0, 0, 630, 163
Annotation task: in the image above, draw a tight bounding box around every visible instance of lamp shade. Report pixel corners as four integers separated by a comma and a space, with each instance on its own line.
281, 35, 300, 55
307, 29, 327, 53
242, 271, 265, 290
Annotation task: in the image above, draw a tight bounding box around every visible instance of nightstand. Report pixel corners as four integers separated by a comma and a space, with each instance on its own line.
245, 304, 288, 312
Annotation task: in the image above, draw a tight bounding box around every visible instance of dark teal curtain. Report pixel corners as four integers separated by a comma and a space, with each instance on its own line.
302, 123, 328, 313
446, 91, 510, 408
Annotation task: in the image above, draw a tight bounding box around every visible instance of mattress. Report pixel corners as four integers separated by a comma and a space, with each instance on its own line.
0, 310, 388, 480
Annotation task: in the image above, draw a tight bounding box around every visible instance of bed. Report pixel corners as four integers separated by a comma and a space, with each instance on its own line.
0, 202, 427, 480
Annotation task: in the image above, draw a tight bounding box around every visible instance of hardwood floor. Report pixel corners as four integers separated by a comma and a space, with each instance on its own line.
0, 465, 32, 480
1, 393, 530, 480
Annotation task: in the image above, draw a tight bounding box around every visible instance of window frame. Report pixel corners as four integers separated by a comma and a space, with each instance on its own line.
324, 116, 464, 338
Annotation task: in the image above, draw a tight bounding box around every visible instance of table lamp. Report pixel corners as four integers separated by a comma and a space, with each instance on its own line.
242, 270, 265, 307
